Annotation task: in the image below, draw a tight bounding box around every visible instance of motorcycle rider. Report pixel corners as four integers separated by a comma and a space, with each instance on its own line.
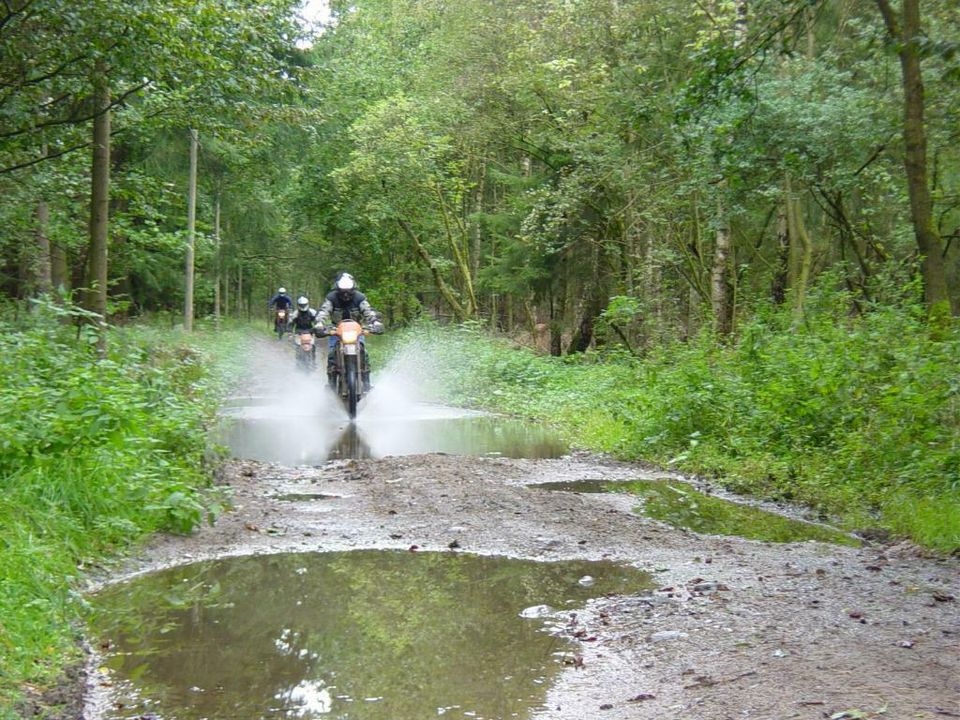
288, 296, 319, 331
288, 296, 319, 364
268, 287, 293, 333
315, 272, 384, 391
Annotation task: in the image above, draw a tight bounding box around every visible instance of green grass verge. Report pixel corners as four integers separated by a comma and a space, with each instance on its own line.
0, 311, 250, 715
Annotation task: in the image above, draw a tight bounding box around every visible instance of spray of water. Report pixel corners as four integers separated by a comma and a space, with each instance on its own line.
220, 334, 485, 464
219, 337, 348, 464
358, 336, 454, 421
353, 335, 489, 457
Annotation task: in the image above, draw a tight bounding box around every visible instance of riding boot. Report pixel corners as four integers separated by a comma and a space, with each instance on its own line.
362, 371, 372, 392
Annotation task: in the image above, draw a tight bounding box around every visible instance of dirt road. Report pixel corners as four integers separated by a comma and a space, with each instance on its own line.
78, 449, 959, 719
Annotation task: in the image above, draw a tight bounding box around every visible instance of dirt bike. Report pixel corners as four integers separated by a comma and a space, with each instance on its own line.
274, 308, 288, 339
322, 319, 370, 419
292, 330, 316, 371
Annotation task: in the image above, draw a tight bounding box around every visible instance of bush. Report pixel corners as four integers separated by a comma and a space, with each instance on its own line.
0, 310, 245, 708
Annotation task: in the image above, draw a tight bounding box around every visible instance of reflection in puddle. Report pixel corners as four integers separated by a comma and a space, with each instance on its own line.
272, 493, 341, 502
220, 407, 567, 464
534, 480, 859, 545
89, 551, 652, 720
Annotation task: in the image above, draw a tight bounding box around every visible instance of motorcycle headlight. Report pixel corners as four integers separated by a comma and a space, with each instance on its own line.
341, 328, 360, 344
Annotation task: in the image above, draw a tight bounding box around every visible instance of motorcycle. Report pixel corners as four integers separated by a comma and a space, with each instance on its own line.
322, 319, 370, 418
274, 308, 288, 339
292, 330, 316, 371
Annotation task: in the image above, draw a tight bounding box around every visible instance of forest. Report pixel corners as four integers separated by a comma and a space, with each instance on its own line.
0, 0, 958, 713
2, 0, 957, 337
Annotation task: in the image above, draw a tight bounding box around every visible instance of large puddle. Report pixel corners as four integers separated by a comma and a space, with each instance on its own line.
88, 551, 652, 719
535, 480, 859, 545
219, 393, 567, 464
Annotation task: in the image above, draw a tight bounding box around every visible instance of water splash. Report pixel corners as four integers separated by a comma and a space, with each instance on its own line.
217, 336, 565, 464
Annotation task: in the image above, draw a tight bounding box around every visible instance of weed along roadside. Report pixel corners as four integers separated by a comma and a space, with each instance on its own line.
0, 321, 244, 719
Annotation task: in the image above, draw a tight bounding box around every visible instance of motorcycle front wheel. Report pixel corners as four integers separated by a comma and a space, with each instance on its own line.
344, 356, 359, 418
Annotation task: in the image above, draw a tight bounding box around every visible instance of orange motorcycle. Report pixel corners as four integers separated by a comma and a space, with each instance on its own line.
321, 319, 370, 418
292, 329, 316, 371
274, 308, 288, 339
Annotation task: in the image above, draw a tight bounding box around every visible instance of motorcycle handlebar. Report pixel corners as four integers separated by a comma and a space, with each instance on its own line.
315, 324, 381, 337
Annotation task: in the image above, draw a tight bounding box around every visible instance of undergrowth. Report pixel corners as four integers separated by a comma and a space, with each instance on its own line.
0, 306, 249, 716
392, 302, 959, 554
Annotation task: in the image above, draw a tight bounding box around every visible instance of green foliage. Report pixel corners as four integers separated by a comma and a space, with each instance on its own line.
0, 313, 246, 709
393, 294, 960, 553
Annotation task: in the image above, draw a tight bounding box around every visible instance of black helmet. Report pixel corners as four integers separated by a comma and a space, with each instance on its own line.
297, 296, 309, 311
335, 272, 356, 303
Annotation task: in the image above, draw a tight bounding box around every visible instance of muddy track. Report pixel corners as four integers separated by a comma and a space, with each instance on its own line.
79, 451, 959, 720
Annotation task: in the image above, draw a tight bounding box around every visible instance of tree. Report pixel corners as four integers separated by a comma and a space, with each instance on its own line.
83, 69, 110, 334
184, 129, 198, 331
875, 0, 953, 323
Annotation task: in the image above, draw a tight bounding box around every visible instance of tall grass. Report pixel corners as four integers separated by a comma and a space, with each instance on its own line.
0, 309, 247, 714
392, 300, 959, 553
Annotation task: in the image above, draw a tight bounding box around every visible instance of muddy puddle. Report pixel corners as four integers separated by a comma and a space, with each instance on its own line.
88, 550, 652, 719
534, 479, 858, 545
219, 393, 567, 464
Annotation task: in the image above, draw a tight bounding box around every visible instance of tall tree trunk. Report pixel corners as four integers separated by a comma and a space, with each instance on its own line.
214, 194, 221, 330
709, 0, 746, 337
550, 263, 567, 356
51, 241, 68, 295
771, 200, 789, 304
876, 0, 952, 323
685, 199, 705, 340
34, 198, 52, 297
33, 144, 53, 300
711, 195, 734, 335
184, 128, 198, 332
223, 260, 230, 320
784, 173, 813, 323
84, 71, 110, 347
472, 162, 484, 285
237, 263, 243, 319
643, 226, 662, 350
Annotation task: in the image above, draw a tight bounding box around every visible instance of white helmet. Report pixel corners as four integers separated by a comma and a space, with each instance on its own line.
297, 296, 309, 311
335, 273, 356, 302
278, 287, 287, 294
